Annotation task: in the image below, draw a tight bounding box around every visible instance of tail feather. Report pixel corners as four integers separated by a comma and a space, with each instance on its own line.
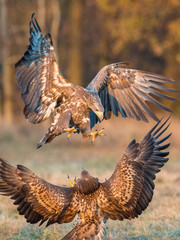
62, 212, 106, 240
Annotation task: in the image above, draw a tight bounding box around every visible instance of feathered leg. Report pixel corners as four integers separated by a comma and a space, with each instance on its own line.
79, 120, 105, 144
61, 211, 106, 240
79, 118, 92, 142
37, 110, 72, 148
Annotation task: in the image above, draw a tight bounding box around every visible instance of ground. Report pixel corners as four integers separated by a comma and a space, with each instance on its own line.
0, 114, 180, 240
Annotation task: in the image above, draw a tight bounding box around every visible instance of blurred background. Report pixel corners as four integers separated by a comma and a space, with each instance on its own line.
0, 0, 180, 239
0, 0, 180, 124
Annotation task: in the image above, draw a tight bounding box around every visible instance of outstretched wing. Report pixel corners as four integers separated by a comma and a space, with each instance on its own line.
88, 63, 179, 126
0, 159, 76, 226
97, 117, 171, 220
16, 14, 70, 124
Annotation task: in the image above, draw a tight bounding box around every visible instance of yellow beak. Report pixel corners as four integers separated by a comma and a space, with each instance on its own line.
94, 111, 103, 121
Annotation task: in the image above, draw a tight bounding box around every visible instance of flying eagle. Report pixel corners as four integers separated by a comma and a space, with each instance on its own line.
0, 118, 171, 240
15, 14, 178, 148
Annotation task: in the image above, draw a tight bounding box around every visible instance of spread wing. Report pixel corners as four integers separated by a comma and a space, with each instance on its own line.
0, 159, 76, 226
88, 63, 179, 127
97, 117, 171, 220
15, 14, 70, 124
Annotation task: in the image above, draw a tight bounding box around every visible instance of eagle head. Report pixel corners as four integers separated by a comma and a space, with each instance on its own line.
75, 170, 99, 195
86, 90, 104, 121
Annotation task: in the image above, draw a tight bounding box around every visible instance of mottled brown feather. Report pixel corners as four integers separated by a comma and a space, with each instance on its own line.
88, 64, 179, 122
15, 15, 179, 147
0, 118, 171, 239
97, 117, 171, 221
0, 159, 74, 226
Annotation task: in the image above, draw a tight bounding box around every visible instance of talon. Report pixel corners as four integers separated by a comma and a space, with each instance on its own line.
73, 176, 76, 186
67, 174, 76, 187
64, 127, 77, 140
90, 129, 105, 144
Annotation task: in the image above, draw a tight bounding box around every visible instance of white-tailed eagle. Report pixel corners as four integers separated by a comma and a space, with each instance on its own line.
0, 117, 171, 239
15, 14, 179, 148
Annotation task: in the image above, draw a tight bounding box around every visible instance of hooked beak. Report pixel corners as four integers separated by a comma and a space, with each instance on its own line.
94, 111, 103, 121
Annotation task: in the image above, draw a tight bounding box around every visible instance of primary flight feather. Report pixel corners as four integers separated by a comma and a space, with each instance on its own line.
0, 117, 171, 240
15, 14, 179, 147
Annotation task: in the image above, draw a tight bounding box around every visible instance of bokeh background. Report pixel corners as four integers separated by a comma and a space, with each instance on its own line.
0, 0, 180, 239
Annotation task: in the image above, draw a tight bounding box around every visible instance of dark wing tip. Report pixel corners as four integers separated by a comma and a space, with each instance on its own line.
31, 12, 35, 19
152, 114, 171, 135
133, 116, 171, 213
30, 13, 41, 33
0, 158, 5, 164
0, 158, 12, 168
15, 14, 43, 68
142, 115, 172, 158
15, 60, 20, 68
36, 143, 43, 149
143, 115, 172, 144
36, 136, 47, 149
15, 13, 54, 70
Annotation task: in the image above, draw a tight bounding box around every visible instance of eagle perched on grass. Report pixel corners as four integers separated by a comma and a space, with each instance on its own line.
0, 118, 171, 240
15, 14, 179, 148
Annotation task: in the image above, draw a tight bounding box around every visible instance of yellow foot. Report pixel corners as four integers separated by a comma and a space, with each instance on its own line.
90, 129, 105, 144
67, 175, 76, 187
64, 127, 77, 140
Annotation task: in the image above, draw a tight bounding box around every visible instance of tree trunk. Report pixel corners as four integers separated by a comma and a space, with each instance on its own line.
0, 0, 13, 124
49, 0, 61, 63
68, 0, 82, 85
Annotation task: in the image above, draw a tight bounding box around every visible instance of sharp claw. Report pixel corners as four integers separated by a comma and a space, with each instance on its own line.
98, 130, 102, 134
64, 127, 77, 140
67, 174, 75, 187
90, 129, 105, 143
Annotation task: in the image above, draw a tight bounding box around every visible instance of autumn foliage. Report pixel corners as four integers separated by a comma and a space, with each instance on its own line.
0, 0, 180, 124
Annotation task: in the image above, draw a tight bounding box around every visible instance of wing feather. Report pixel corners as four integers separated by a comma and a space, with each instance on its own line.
0, 159, 75, 226
122, 88, 141, 121
126, 88, 148, 122
97, 117, 171, 220
114, 89, 132, 118
87, 63, 180, 123
15, 14, 70, 124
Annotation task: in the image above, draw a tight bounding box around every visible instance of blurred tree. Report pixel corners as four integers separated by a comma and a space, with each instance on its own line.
48, 0, 61, 62
95, 0, 180, 112
0, 0, 13, 124
37, 0, 46, 30
68, 0, 83, 85
0, 0, 180, 124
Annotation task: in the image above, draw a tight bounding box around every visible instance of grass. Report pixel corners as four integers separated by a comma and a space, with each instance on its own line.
0, 115, 180, 239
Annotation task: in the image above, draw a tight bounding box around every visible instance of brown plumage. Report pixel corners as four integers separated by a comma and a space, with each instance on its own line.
0, 117, 171, 239
15, 14, 179, 147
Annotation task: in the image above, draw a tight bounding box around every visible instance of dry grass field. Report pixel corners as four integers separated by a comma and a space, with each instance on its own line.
0, 114, 180, 240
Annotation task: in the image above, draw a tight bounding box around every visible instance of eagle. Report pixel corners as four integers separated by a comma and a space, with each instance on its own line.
0, 117, 171, 240
15, 14, 178, 148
